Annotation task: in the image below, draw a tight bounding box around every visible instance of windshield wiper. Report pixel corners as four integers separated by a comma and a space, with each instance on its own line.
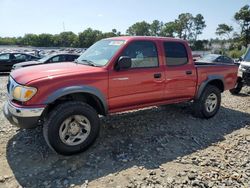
79, 59, 97, 66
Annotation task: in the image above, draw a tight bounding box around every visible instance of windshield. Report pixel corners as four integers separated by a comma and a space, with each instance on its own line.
37, 54, 54, 63
199, 54, 219, 62
77, 39, 125, 66
243, 47, 250, 62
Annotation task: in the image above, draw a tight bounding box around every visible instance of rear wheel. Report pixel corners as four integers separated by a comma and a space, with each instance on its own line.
193, 85, 221, 118
43, 101, 100, 155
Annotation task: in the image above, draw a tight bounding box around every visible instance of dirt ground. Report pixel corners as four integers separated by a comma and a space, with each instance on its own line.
0, 74, 250, 188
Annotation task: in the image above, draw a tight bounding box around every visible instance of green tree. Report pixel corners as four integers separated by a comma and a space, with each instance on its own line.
36, 33, 54, 47
78, 28, 103, 47
234, 5, 250, 47
21, 34, 39, 46
126, 21, 151, 36
150, 20, 163, 36
176, 13, 194, 40
215, 24, 233, 39
56, 32, 78, 47
160, 21, 178, 37
111, 29, 121, 36
191, 40, 209, 50
0, 37, 17, 45
193, 14, 206, 41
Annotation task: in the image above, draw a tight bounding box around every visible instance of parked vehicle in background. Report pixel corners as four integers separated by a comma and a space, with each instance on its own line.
12, 53, 79, 70
4, 36, 238, 155
197, 54, 235, 64
230, 46, 250, 94
0, 52, 40, 72
192, 54, 202, 62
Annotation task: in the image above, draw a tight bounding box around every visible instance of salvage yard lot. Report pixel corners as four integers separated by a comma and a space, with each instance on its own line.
0, 74, 250, 188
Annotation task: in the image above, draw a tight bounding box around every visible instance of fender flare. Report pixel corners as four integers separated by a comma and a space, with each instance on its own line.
43, 85, 108, 115
195, 75, 224, 99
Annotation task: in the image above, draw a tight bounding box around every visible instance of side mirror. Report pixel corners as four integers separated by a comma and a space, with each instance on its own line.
115, 56, 131, 71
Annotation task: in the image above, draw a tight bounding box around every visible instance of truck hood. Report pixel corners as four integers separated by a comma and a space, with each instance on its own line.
13, 60, 42, 69
11, 62, 102, 85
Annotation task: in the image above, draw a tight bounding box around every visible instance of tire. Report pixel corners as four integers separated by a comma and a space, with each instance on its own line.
229, 78, 243, 95
193, 85, 221, 119
43, 101, 100, 155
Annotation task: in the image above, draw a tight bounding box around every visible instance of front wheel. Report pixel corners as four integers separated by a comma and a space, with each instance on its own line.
193, 85, 221, 119
43, 101, 100, 155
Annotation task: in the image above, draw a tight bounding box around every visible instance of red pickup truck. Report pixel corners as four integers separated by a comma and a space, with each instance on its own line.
4, 36, 238, 155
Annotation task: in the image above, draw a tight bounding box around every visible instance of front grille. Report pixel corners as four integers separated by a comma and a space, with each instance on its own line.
241, 65, 250, 73
243, 72, 250, 83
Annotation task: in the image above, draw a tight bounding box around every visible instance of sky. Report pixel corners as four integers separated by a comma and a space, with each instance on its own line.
0, 0, 249, 39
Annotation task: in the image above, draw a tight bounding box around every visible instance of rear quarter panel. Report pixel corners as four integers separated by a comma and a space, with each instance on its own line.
196, 64, 238, 91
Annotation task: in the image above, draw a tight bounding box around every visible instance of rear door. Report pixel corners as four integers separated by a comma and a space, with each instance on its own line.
108, 40, 165, 110
163, 41, 197, 100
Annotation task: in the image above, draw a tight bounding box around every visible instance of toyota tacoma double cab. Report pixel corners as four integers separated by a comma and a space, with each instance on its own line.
4, 36, 238, 155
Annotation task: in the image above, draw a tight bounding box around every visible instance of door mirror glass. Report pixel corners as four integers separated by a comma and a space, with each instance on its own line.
115, 56, 131, 71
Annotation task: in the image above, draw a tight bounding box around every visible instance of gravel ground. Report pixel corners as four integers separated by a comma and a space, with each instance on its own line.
0, 74, 250, 188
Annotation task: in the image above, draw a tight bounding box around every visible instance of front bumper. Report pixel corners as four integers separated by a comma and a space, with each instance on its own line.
3, 101, 45, 129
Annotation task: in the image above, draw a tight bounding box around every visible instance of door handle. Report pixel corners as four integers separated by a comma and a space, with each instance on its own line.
186, 70, 192, 75
154, 73, 162, 78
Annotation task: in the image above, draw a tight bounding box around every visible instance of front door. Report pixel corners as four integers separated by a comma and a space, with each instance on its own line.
108, 40, 165, 110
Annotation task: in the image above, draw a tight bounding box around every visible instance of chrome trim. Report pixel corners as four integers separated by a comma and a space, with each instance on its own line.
7, 101, 45, 117
112, 77, 129, 81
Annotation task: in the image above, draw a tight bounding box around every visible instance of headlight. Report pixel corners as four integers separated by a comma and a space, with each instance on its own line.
13, 85, 37, 102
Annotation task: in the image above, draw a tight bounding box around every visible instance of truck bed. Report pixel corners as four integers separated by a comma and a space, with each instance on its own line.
195, 61, 237, 66
195, 62, 238, 91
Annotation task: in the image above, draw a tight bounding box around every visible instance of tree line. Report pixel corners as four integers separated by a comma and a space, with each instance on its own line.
0, 29, 120, 48
0, 5, 249, 52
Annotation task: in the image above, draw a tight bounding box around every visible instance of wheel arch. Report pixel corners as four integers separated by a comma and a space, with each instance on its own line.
42, 86, 108, 116
196, 75, 224, 99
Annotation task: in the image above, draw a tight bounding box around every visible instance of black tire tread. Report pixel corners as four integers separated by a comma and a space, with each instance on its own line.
43, 101, 100, 155
229, 82, 243, 95
193, 85, 221, 119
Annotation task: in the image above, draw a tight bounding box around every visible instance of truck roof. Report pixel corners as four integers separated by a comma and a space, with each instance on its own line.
104, 36, 187, 43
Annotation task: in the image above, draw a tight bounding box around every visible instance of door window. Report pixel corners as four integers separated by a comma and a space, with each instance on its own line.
67, 55, 78, 61
51, 56, 60, 62
121, 41, 159, 68
0, 54, 10, 61
164, 42, 188, 66
13, 54, 27, 61
223, 56, 233, 63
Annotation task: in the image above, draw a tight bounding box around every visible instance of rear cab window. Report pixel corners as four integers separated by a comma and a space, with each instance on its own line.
163, 42, 188, 66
